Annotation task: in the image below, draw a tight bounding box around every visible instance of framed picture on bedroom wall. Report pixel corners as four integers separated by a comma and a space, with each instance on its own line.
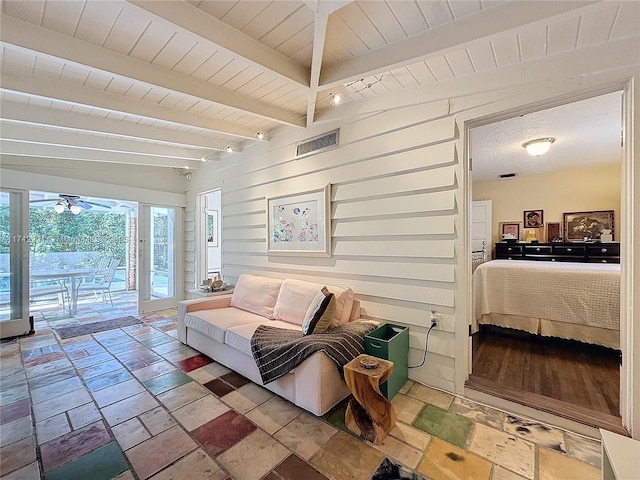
499, 221, 522, 241
523, 209, 544, 228
546, 222, 562, 242
563, 210, 614, 241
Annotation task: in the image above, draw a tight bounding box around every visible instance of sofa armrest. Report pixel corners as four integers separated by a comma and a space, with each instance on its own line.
177, 295, 232, 344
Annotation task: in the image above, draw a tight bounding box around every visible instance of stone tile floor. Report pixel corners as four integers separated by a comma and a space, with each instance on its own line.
0, 297, 603, 479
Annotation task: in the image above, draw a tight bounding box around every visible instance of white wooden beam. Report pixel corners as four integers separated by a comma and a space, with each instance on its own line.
306, 1, 331, 126
0, 100, 233, 151
0, 140, 196, 168
0, 14, 305, 127
127, 0, 309, 87
319, 1, 601, 89
303, 0, 354, 14
0, 71, 255, 141
0, 122, 205, 160
315, 36, 640, 122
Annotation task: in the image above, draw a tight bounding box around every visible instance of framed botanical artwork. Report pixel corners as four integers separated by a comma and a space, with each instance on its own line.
267, 184, 331, 256
499, 221, 522, 241
563, 210, 614, 241
523, 209, 544, 228
546, 222, 562, 242
206, 210, 218, 247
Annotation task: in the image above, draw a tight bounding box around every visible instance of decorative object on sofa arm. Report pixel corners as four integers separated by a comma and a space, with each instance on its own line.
302, 287, 336, 335
266, 184, 331, 256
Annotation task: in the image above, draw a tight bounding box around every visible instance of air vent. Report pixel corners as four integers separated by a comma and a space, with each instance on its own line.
499, 173, 517, 179
295, 129, 339, 158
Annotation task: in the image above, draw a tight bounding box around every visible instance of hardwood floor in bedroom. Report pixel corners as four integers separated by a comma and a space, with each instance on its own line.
467, 326, 623, 433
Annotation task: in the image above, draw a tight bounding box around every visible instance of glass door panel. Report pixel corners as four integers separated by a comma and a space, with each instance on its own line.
0, 188, 30, 338
138, 204, 182, 313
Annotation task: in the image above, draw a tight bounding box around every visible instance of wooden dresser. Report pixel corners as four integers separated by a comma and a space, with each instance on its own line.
494, 241, 620, 263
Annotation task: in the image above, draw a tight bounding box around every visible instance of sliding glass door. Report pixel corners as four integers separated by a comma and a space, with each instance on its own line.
138, 204, 182, 313
0, 188, 30, 338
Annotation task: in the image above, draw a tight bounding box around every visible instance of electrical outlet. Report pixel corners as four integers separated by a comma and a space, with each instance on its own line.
430, 311, 438, 328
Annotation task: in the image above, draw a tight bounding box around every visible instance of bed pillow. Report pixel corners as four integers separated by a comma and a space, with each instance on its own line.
302, 287, 336, 335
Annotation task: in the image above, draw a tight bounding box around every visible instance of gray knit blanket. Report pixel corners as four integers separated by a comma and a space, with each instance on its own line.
250, 321, 377, 384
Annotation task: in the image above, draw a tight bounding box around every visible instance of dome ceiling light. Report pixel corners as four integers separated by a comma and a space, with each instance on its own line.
522, 137, 555, 157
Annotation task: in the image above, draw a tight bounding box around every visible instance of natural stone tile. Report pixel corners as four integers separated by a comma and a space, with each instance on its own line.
222, 382, 274, 414
311, 431, 384, 480
157, 381, 208, 411
0, 461, 40, 480
538, 447, 600, 480
172, 395, 229, 431
93, 378, 146, 407
503, 415, 566, 453
45, 442, 129, 480
139, 406, 176, 436
450, 397, 506, 430
0, 435, 36, 477
469, 424, 535, 479
565, 431, 601, 469
112, 417, 151, 451
126, 426, 197, 480
30, 376, 84, 404
491, 465, 529, 480
391, 393, 425, 425
131, 360, 176, 383
147, 449, 227, 480
245, 396, 301, 435
274, 412, 338, 460
389, 422, 432, 451
68, 402, 102, 430
101, 391, 159, 427
413, 405, 473, 449
0, 415, 33, 447
32, 388, 93, 423
406, 383, 454, 409
217, 429, 290, 480
399, 380, 415, 395
35, 414, 70, 444
40, 421, 111, 473
187, 362, 231, 384
418, 437, 491, 480
373, 433, 424, 469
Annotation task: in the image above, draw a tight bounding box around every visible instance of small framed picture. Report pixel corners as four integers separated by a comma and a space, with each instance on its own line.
546, 222, 562, 242
207, 210, 218, 247
500, 222, 522, 241
524, 209, 544, 228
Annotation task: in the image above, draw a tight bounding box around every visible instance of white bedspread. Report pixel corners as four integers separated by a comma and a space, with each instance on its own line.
473, 260, 620, 331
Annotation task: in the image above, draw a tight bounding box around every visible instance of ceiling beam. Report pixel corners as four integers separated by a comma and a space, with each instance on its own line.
319, 1, 600, 89
0, 122, 204, 160
127, 0, 309, 88
306, 1, 331, 126
303, 0, 355, 14
0, 100, 235, 151
0, 70, 256, 142
0, 14, 305, 127
315, 36, 640, 122
0, 140, 196, 169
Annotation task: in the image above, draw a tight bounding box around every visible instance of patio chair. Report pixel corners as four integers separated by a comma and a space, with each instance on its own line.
76, 258, 120, 306
29, 279, 68, 310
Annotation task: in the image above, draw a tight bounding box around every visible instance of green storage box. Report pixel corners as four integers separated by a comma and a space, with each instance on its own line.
364, 323, 409, 400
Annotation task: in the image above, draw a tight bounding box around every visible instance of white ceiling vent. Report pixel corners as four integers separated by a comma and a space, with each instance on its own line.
295, 129, 339, 158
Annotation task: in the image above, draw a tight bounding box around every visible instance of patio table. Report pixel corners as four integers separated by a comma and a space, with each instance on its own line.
30, 268, 96, 315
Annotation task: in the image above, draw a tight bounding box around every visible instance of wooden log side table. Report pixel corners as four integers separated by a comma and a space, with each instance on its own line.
343, 354, 396, 444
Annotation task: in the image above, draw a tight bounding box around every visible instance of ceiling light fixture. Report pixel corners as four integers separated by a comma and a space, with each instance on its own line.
53, 202, 65, 214
522, 137, 555, 157
226, 145, 233, 153
254, 131, 265, 140
69, 205, 82, 215
329, 92, 342, 105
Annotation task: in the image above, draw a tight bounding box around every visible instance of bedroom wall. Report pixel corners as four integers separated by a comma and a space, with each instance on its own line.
473, 162, 621, 247
185, 100, 461, 392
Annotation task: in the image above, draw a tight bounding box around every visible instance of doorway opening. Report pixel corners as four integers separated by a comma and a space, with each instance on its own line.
466, 90, 625, 434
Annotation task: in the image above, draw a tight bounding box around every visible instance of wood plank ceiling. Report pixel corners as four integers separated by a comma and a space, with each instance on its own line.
0, 0, 638, 170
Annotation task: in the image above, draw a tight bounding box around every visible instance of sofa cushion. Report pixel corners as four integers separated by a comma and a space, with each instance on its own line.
302, 289, 336, 335
273, 278, 354, 327
184, 307, 266, 343
231, 274, 283, 318
225, 320, 300, 356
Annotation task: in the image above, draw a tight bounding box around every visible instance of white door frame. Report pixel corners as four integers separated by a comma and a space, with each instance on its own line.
458, 79, 637, 436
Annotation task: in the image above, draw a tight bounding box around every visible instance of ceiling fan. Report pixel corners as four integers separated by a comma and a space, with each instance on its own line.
30, 194, 111, 214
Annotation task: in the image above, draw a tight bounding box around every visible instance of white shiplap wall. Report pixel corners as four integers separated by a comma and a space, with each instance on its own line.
186, 99, 461, 392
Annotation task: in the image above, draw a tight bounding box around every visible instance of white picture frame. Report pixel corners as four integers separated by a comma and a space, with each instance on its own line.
206, 210, 218, 247
267, 184, 331, 256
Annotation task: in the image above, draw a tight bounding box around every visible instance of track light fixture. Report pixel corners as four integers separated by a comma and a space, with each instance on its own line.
329, 92, 342, 105
254, 131, 265, 140
226, 145, 233, 153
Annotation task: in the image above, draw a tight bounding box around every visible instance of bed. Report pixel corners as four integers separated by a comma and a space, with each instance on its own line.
473, 260, 620, 349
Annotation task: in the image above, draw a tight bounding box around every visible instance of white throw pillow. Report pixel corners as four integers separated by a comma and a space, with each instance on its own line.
230, 274, 283, 318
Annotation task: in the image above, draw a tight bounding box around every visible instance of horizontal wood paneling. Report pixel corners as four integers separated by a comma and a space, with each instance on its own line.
186, 104, 460, 394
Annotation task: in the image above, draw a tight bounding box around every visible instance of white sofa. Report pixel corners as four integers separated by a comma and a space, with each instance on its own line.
177, 273, 369, 416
